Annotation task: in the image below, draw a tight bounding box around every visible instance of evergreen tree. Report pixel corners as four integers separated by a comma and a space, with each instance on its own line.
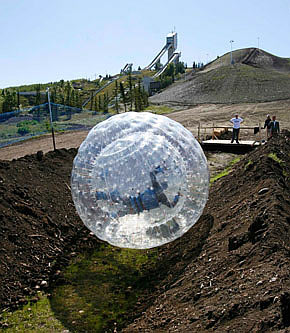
142, 86, 149, 108
119, 82, 127, 112
35, 84, 41, 105
128, 71, 133, 110
90, 91, 94, 110
65, 81, 72, 106
175, 62, 185, 74
17, 90, 20, 109
98, 95, 102, 112
114, 80, 119, 113
51, 86, 57, 103
93, 96, 98, 113
134, 87, 139, 111
154, 62, 162, 71
164, 63, 175, 80
71, 89, 76, 107
2, 90, 14, 113
75, 90, 81, 108
104, 92, 109, 113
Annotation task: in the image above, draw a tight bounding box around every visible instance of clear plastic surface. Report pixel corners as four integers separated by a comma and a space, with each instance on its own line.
71, 112, 209, 249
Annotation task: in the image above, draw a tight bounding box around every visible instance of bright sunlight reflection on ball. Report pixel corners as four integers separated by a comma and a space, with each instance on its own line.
71, 112, 209, 249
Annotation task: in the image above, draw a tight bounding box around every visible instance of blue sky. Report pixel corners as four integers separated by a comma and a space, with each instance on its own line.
0, 0, 289, 88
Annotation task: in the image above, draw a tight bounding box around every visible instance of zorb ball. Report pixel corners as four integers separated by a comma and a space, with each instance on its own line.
71, 112, 209, 249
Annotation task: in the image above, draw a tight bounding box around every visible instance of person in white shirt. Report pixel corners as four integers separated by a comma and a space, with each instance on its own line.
230, 114, 243, 144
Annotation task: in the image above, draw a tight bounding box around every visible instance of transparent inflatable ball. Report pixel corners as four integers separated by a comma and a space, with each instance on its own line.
71, 112, 209, 249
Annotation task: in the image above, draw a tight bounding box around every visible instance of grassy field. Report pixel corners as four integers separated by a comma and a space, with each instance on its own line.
50, 244, 158, 332
1, 244, 158, 332
0, 110, 109, 147
0, 293, 67, 332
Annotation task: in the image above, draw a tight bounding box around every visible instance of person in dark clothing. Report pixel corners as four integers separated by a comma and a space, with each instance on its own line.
95, 166, 181, 215
263, 114, 272, 139
269, 115, 280, 138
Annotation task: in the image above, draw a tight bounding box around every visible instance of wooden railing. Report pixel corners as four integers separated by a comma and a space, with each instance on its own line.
197, 122, 263, 144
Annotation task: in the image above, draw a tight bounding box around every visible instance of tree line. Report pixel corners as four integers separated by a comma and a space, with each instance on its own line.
159, 61, 186, 89
88, 73, 149, 114
0, 73, 149, 115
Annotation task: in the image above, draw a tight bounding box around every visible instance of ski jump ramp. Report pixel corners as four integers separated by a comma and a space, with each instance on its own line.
144, 32, 181, 77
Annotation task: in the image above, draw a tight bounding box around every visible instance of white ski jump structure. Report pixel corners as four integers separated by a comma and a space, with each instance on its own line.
144, 32, 181, 77
82, 33, 181, 108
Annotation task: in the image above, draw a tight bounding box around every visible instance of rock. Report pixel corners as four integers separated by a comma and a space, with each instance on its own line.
36, 151, 44, 161
258, 187, 269, 195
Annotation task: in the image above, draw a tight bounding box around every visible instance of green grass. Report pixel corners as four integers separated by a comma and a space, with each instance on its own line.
0, 293, 67, 332
1, 244, 158, 332
0, 110, 108, 147
268, 153, 284, 164
268, 153, 289, 178
244, 159, 253, 171
144, 104, 173, 115
210, 157, 240, 184
50, 244, 158, 332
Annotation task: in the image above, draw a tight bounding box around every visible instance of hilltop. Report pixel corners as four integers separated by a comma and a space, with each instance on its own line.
150, 48, 290, 105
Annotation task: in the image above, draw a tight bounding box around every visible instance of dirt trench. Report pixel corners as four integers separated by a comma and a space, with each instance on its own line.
0, 133, 289, 332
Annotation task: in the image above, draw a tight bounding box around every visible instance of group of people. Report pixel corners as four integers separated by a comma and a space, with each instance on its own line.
263, 114, 280, 139
229, 114, 280, 144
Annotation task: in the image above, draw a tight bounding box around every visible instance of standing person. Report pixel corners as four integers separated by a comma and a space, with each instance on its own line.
269, 115, 280, 138
263, 114, 272, 139
230, 114, 243, 144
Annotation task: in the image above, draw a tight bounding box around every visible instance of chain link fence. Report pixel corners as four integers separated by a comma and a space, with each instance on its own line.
0, 103, 111, 148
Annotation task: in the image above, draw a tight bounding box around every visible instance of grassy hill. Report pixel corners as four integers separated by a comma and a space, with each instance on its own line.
150, 48, 290, 105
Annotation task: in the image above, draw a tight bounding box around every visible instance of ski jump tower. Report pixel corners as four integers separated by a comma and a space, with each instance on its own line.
144, 32, 181, 77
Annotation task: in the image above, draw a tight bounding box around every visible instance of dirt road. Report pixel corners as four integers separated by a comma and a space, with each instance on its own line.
0, 99, 289, 160
0, 130, 89, 161
168, 99, 290, 139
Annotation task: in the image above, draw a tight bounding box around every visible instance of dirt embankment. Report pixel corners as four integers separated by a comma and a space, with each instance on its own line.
0, 149, 101, 312
123, 132, 290, 332
0, 133, 289, 332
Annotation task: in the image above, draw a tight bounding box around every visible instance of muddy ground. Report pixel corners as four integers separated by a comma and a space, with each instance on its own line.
0, 127, 289, 332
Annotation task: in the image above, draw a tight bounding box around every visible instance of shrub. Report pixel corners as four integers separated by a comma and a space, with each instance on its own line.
17, 126, 30, 135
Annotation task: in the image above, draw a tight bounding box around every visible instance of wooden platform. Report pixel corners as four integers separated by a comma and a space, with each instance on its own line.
201, 139, 264, 153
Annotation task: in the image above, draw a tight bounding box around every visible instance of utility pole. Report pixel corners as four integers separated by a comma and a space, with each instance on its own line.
47, 88, 56, 151
257, 37, 260, 50
230, 40, 234, 64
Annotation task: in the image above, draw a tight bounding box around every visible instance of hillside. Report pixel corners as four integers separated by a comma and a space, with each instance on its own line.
150, 48, 290, 105
123, 132, 290, 332
0, 132, 289, 332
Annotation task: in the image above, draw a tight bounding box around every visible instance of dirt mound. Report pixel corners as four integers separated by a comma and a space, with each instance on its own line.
123, 132, 290, 332
150, 48, 290, 105
0, 149, 102, 311
205, 48, 290, 74
0, 133, 289, 332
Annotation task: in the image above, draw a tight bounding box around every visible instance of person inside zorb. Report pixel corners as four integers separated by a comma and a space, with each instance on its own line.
71, 112, 209, 249
95, 164, 181, 216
